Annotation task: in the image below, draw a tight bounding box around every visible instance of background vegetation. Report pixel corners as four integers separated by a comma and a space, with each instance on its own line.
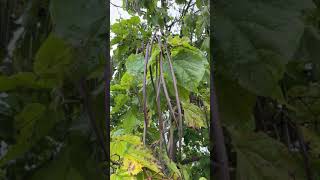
0, 0, 108, 179
214, 0, 320, 179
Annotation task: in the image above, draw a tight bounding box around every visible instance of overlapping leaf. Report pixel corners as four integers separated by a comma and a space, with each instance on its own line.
34, 33, 74, 80
28, 132, 103, 180
0, 103, 61, 167
49, 0, 105, 45
182, 101, 206, 129
110, 134, 163, 178
0, 72, 60, 91
164, 46, 208, 92
214, 0, 315, 99
231, 129, 306, 180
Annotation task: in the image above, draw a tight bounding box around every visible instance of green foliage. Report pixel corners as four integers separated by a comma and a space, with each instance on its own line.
214, 0, 320, 179
164, 45, 208, 92
0, 72, 58, 91
111, 134, 163, 178
29, 132, 103, 180
34, 33, 74, 81
232, 129, 305, 180
214, 0, 315, 100
125, 54, 145, 76
50, 0, 105, 44
110, 1, 210, 179
182, 101, 206, 128
0, 0, 107, 179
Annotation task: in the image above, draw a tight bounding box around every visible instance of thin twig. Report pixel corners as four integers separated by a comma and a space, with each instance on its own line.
79, 79, 108, 159
110, 2, 122, 8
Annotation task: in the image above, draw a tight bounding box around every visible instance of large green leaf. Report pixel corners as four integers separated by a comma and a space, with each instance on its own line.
164, 46, 208, 92
125, 54, 145, 77
150, 36, 208, 92
214, 0, 315, 99
34, 33, 74, 80
231, 129, 306, 180
49, 0, 105, 44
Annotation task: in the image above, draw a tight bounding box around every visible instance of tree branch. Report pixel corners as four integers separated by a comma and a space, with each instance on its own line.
110, 2, 122, 8
79, 79, 108, 159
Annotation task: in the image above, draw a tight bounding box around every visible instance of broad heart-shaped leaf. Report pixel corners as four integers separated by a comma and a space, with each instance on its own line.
0, 103, 61, 167
34, 33, 74, 80
214, 0, 315, 99
125, 53, 145, 77
163, 46, 208, 92
110, 134, 163, 177
49, 0, 105, 45
28, 132, 104, 180
182, 101, 206, 129
231, 129, 306, 180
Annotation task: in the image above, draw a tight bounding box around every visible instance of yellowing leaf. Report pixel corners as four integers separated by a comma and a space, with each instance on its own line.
123, 157, 143, 175
110, 134, 163, 177
182, 101, 206, 128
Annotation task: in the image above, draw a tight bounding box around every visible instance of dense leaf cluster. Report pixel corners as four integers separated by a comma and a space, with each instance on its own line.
0, 0, 107, 179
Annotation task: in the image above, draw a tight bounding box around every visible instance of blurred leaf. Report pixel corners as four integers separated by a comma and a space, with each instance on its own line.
34, 33, 74, 80
50, 0, 105, 44
0, 103, 60, 167
232, 129, 306, 180
214, 0, 315, 99
28, 132, 103, 179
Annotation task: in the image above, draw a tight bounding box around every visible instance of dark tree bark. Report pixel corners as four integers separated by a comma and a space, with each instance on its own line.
210, 73, 230, 180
